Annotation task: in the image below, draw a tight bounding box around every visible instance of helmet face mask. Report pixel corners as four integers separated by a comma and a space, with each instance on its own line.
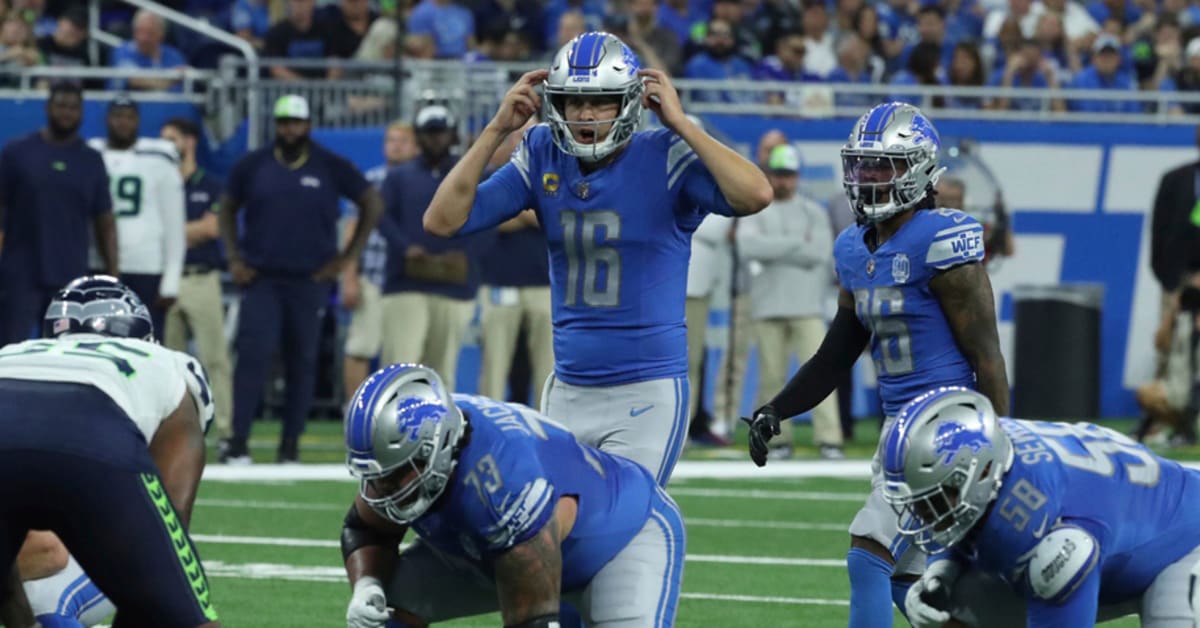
344, 364, 466, 525
881, 387, 1013, 554
544, 32, 644, 163
43, 275, 154, 341
841, 102, 946, 223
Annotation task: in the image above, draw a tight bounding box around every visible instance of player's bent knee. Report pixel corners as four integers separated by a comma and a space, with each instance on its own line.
17, 531, 69, 580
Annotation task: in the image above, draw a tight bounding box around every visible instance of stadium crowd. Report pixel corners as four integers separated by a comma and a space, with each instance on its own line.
0, 0, 1198, 111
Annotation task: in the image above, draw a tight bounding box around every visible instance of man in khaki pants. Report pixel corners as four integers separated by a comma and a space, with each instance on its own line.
377, 105, 490, 391
477, 118, 553, 407
737, 144, 843, 459
160, 117, 234, 453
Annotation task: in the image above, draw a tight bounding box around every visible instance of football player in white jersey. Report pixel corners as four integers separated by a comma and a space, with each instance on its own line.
88, 96, 186, 340
0, 276, 219, 627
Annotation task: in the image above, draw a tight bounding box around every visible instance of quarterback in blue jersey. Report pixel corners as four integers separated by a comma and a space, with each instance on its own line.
340, 363, 685, 628
882, 387, 1200, 628
423, 32, 770, 487
741, 102, 1009, 627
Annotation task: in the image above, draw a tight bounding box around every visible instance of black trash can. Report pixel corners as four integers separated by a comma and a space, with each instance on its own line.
1012, 284, 1104, 420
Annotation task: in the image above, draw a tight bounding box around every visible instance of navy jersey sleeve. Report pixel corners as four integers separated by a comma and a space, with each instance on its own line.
461, 438, 559, 554
86, 148, 112, 216
458, 126, 539, 236
923, 209, 985, 271
329, 151, 371, 200
665, 131, 737, 219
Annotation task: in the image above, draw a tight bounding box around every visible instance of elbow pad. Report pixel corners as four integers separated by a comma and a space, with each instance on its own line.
341, 504, 400, 561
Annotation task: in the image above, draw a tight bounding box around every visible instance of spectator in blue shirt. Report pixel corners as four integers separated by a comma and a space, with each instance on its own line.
658, 0, 705, 47
945, 40, 986, 109
895, 6, 957, 75
989, 37, 1061, 110
408, 0, 475, 58
474, 0, 545, 54
685, 17, 756, 102
541, 0, 604, 51
107, 10, 188, 91
753, 28, 823, 104
231, 0, 271, 49
854, 4, 903, 73
828, 33, 881, 108
1068, 33, 1140, 112
1085, 0, 1141, 28
889, 40, 944, 107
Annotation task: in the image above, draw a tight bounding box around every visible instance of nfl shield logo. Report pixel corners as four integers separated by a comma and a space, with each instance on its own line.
892, 254, 911, 284
866, 258, 875, 276
52, 318, 69, 334
574, 181, 590, 200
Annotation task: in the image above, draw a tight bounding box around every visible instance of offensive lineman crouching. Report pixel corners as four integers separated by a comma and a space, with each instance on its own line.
340, 364, 685, 628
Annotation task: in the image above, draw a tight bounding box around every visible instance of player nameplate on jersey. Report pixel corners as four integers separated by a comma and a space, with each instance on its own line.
574, 181, 590, 200
866, 257, 876, 277
892, 253, 911, 284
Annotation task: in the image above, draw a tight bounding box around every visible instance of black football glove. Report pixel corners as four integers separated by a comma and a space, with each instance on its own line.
740, 405, 781, 467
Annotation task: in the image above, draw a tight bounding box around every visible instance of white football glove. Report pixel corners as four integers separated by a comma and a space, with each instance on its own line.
905, 560, 962, 628
346, 577, 390, 628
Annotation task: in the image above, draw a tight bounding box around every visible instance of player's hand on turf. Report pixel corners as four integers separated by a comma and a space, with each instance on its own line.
490, 69, 549, 136
905, 560, 960, 628
741, 405, 781, 467
346, 577, 390, 628
638, 69, 686, 132
230, 259, 257, 287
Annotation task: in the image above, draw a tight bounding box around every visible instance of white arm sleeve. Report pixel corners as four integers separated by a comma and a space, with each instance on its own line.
157, 162, 186, 298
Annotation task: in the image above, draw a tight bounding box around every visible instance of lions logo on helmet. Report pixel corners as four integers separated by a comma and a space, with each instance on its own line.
841, 102, 947, 224
42, 275, 154, 341
544, 32, 645, 163
881, 387, 1013, 553
344, 363, 467, 525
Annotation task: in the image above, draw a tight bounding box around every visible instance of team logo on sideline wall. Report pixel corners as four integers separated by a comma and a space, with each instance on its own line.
892, 254, 911, 284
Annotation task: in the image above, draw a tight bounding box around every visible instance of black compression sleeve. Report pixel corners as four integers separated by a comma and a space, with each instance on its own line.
341, 504, 400, 561
766, 306, 871, 419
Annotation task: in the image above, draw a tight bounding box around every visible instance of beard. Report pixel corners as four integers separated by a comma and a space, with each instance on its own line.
274, 133, 309, 157
48, 117, 81, 139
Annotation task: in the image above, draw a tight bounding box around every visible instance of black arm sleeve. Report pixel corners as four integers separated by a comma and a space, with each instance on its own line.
341, 504, 402, 561
766, 305, 871, 419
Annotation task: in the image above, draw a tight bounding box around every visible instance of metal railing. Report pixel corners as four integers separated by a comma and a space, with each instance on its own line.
0, 66, 213, 100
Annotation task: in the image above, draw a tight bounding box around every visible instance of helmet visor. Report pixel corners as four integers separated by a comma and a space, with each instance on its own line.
842, 152, 912, 207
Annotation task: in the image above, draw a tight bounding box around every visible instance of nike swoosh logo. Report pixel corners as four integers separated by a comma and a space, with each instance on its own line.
630, 405, 654, 417
1031, 515, 1050, 539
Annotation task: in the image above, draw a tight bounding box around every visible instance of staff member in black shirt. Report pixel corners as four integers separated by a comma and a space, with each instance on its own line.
0, 81, 117, 344
220, 94, 382, 464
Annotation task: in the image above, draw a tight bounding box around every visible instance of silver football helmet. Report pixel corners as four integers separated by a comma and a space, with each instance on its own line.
544, 31, 644, 163
880, 387, 1013, 553
344, 363, 467, 525
841, 102, 947, 223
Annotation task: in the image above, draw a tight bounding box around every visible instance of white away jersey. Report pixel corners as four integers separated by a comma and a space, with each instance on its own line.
0, 335, 215, 442
88, 137, 186, 296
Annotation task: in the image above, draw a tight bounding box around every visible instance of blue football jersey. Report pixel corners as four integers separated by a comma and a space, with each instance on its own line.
410, 394, 655, 591
834, 208, 985, 416
961, 419, 1200, 625
460, 124, 737, 386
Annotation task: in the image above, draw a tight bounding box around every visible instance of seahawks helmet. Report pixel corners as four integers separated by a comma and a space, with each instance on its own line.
881, 387, 1013, 553
43, 275, 153, 341
344, 363, 467, 525
841, 102, 946, 223
544, 32, 644, 163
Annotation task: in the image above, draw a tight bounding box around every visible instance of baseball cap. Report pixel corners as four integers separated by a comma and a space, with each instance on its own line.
1093, 34, 1121, 54
108, 94, 138, 113
767, 144, 801, 173
415, 104, 455, 132
273, 94, 310, 121
1187, 37, 1200, 60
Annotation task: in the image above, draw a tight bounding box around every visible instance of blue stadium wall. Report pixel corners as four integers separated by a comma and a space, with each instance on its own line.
0, 98, 1191, 418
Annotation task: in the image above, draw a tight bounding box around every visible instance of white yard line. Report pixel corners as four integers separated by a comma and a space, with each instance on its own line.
196, 498, 345, 511
201, 460, 876, 482
669, 487, 865, 502
193, 534, 844, 568
200, 561, 850, 607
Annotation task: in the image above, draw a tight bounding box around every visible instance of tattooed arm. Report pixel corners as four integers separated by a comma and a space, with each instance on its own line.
494, 496, 578, 626
931, 262, 1010, 415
